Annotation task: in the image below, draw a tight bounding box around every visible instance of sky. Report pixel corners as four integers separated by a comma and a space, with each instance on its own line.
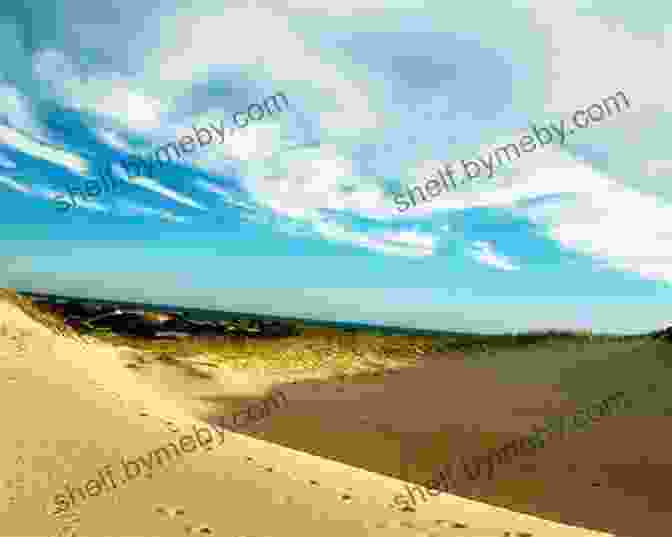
1, 0, 671, 334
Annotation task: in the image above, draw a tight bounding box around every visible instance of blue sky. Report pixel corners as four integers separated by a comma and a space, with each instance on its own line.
1, 1, 671, 334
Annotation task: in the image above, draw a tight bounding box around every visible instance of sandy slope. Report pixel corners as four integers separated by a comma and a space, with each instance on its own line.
0, 296, 615, 537
234, 340, 671, 537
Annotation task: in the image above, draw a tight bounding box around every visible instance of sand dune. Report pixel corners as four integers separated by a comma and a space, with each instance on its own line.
0, 292, 620, 536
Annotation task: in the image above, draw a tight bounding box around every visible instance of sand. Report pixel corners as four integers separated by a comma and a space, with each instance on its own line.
0, 294, 623, 536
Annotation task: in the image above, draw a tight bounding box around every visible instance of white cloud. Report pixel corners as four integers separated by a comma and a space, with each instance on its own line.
95, 128, 133, 152
69, 198, 109, 213
399, 145, 588, 217
197, 181, 258, 213
0, 180, 104, 214
192, 123, 280, 170
400, 139, 672, 281
516, 164, 672, 282
116, 202, 190, 223
380, 230, 435, 255
469, 240, 519, 271
119, 171, 207, 211
313, 219, 435, 257
0, 175, 31, 194
99, 88, 161, 126
242, 142, 394, 221
524, 2, 672, 199
0, 125, 89, 177
529, 3, 661, 122
139, 6, 380, 133
0, 84, 48, 141
33, 49, 166, 131
259, 0, 393, 15
645, 159, 672, 178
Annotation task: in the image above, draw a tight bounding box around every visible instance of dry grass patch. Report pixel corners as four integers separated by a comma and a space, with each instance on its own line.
0, 289, 81, 340
89, 326, 439, 378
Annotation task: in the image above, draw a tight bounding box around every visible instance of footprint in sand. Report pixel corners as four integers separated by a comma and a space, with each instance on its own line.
188, 524, 214, 535
156, 505, 214, 535
155, 504, 187, 517
161, 419, 180, 432
55, 524, 79, 537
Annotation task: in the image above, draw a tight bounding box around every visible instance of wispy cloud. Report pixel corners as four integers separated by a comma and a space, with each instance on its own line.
33, 49, 165, 131
117, 201, 190, 223
518, 177, 672, 283
0, 84, 47, 140
143, 7, 380, 133
0, 175, 31, 194
469, 240, 519, 271
314, 220, 435, 257
0, 125, 89, 177
244, 142, 391, 221
122, 175, 207, 211
95, 128, 133, 153
197, 181, 258, 213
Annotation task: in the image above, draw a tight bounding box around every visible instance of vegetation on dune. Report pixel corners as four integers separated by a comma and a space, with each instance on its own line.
0, 289, 82, 340
60, 323, 636, 379
0, 289, 652, 378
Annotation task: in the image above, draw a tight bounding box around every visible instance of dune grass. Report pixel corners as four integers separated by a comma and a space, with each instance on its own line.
1, 289, 646, 379
84, 326, 628, 379
89, 326, 443, 376
0, 289, 82, 340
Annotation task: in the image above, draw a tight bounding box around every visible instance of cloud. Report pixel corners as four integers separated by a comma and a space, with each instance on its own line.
379, 229, 435, 256
262, 0, 393, 15
313, 219, 435, 257
0, 124, 89, 177
33, 49, 166, 131
0, 181, 108, 214
524, 3, 672, 199
67, 198, 109, 213
469, 240, 519, 271
95, 128, 133, 153
242, 141, 394, 222
140, 6, 380, 133
0, 175, 31, 194
410, 140, 672, 283
118, 169, 207, 211
396, 142, 611, 219
529, 3, 660, 120
645, 159, 672, 178
116, 201, 190, 223
0, 84, 47, 141
195, 180, 258, 213
189, 123, 280, 174
518, 178, 672, 283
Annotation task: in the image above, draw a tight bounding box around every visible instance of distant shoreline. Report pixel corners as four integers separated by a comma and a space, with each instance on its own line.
14, 290, 473, 338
